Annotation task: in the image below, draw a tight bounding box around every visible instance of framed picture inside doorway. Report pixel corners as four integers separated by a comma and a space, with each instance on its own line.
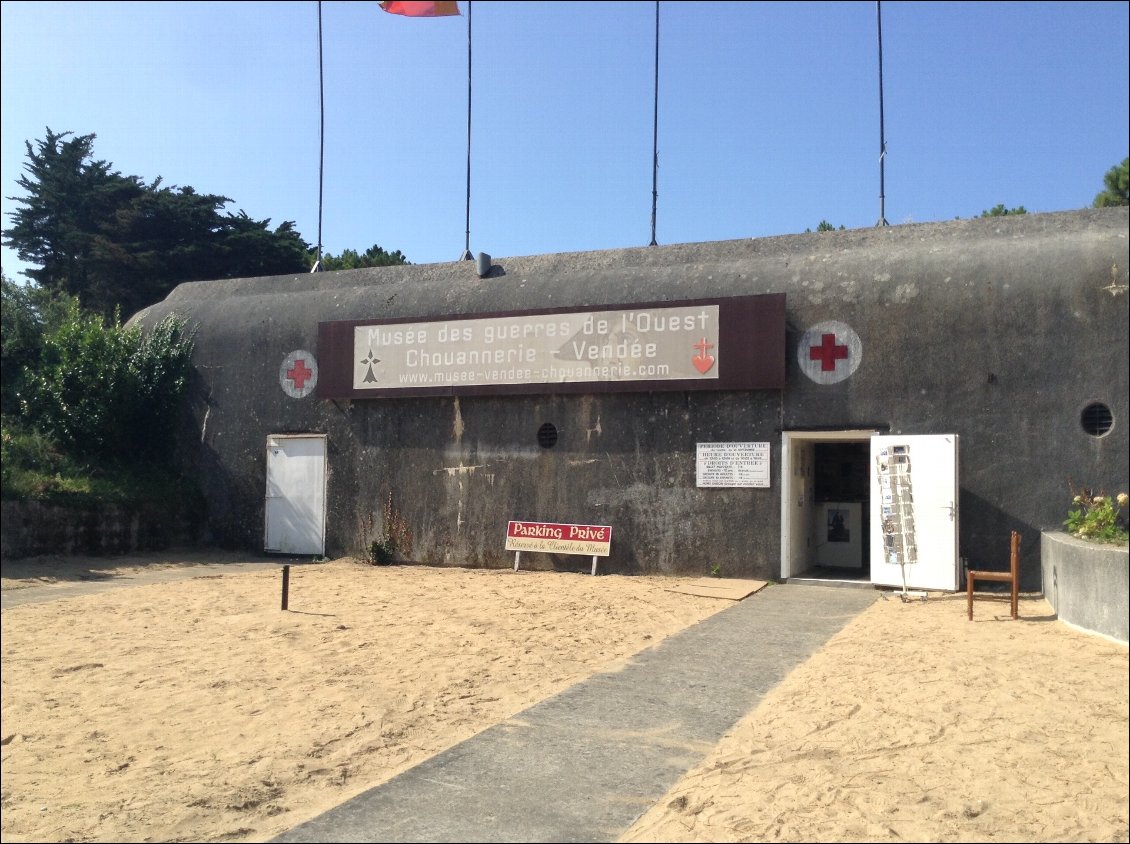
814, 502, 863, 568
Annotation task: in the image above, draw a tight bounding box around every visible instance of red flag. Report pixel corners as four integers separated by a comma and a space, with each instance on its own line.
380, 1, 460, 16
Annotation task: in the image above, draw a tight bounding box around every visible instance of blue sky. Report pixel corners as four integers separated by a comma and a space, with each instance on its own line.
2, 0, 1127, 284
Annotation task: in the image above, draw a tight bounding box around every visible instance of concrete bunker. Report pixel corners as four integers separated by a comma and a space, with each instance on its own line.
134, 208, 1130, 591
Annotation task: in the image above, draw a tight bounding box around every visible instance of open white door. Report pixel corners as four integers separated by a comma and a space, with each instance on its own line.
870, 434, 959, 591
265, 434, 327, 555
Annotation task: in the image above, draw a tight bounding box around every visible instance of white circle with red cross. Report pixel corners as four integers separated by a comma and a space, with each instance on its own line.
280, 350, 318, 398
798, 321, 862, 385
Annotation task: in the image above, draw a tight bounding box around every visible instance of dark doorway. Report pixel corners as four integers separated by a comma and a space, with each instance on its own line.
809, 442, 870, 580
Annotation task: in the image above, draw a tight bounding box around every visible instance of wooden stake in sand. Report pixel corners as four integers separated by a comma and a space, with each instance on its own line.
281, 565, 290, 611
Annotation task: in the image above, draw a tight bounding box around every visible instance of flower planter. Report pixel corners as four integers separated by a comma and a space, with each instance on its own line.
1041, 531, 1129, 644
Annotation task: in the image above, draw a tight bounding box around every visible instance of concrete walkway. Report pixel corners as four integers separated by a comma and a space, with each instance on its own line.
272, 583, 878, 844
0, 559, 316, 610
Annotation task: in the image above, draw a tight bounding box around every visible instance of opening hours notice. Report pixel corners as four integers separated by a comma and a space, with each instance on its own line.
696, 442, 770, 488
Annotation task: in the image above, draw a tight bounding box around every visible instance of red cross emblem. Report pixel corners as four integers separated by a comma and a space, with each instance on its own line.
287, 358, 313, 390
809, 333, 848, 372
280, 350, 318, 398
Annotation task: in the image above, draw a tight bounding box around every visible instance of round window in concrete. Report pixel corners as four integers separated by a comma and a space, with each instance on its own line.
537, 422, 558, 449
1080, 402, 1113, 437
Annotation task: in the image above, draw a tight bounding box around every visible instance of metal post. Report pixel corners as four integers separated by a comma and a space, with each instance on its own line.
876, 0, 889, 226
461, 0, 474, 260
281, 564, 290, 610
649, 0, 660, 246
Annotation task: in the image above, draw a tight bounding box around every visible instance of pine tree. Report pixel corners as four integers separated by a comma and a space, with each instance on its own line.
3, 129, 311, 318
1093, 157, 1129, 208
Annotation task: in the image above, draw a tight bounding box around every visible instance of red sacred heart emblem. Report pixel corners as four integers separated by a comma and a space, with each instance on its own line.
692, 337, 716, 374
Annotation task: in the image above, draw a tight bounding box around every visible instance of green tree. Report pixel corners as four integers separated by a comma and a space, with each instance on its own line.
3, 129, 311, 318
1, 273, 42, 414
316, 243, 410, 271
1093, 157, 1129, 207
0, 272, 78, 414
981, 204, 1028, 217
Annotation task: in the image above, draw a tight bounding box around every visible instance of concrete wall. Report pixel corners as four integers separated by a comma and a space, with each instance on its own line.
1041, 531, 1129, 643
133, 208, 1130, 585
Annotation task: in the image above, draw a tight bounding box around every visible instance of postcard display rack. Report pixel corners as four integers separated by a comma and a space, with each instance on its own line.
876, 443, 918, 596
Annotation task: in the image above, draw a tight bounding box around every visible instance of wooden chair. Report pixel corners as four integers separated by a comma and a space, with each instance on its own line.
966, 530, 1020, 620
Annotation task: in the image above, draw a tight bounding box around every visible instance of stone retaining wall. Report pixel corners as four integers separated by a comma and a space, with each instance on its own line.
0, 500, 205, 560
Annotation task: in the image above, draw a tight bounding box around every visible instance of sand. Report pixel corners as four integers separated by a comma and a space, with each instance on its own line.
620, 592, 1129, 844
1, 553, 1127, 844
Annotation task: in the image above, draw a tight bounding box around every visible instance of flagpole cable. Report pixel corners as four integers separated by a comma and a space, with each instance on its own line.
649, 0, 659, 247
876, 0, 889, 227
461, 0, 473, 260
313, 0, 326, 271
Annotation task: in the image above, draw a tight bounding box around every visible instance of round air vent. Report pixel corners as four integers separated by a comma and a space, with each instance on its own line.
537, 422, 558, 449
1080, 402, 1113, 437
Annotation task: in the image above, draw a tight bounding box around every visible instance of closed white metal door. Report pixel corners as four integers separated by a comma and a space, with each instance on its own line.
265, 435, 327, 555
870, 434, 959, 591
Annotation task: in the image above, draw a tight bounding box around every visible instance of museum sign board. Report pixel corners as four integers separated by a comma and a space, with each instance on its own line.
316, 293, 784, 398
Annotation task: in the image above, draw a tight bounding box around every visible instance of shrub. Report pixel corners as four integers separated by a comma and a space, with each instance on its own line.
18, 303, 194, 462
0, 275, 78, 414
